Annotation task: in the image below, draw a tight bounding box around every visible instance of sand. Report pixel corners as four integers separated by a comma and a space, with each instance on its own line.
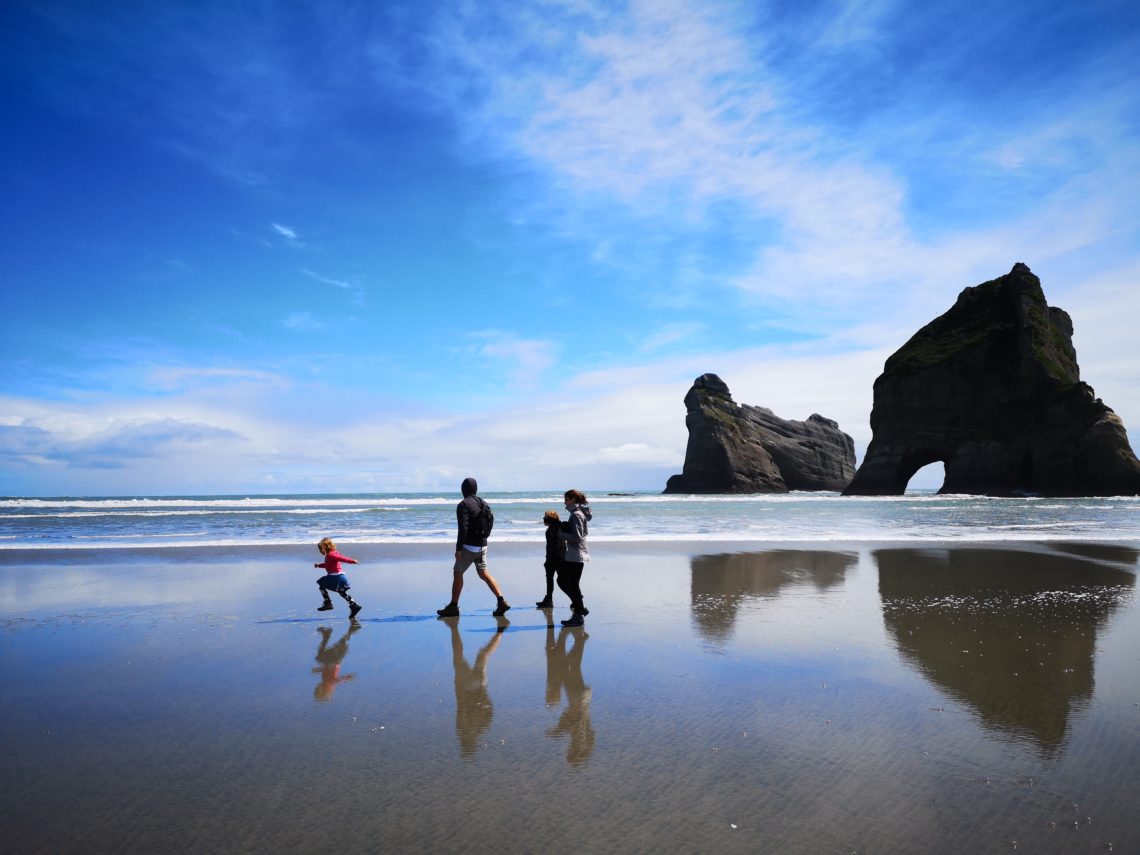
1, 541, 1138, 853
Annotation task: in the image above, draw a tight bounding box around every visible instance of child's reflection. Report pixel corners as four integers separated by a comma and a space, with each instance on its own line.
545, 625, 595, 766
313, 622, 360, 702
444, 615, 510, 760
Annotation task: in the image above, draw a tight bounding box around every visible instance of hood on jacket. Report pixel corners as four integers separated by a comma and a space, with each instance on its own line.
572, 503, 592, 521
461, 477, 478, 497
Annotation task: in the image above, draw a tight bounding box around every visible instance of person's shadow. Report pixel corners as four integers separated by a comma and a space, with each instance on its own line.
312, 621, 360, 702
443, 615, 509, 760
545, 625, 595, 766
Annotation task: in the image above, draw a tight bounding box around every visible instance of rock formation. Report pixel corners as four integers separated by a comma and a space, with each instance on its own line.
664, 374, 856, 494
845, 263, 1140, 496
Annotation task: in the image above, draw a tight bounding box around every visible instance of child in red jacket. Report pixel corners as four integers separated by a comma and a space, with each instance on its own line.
314, 537, 362, 618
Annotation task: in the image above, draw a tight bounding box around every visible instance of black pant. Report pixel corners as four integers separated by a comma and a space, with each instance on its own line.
543, 561, 557, 597
556, 561, 585, 610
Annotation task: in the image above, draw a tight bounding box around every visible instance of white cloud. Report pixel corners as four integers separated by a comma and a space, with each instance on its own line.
271, 222, 304, 248
282, 312, 324, 332
301, 268, 366, 305
146, 366, 288, 392
302, 268, 352, 289
637, 323, 704, 353
427, 0, 1140, 335
469, 331, 557, 386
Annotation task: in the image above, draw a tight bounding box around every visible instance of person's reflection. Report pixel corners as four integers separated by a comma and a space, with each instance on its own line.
545, 625, 595, 766
313, 622, 360, 702
444, 615, 509, 760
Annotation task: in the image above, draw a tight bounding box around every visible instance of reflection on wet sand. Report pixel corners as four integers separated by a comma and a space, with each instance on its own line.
690, 550, 857, 642
544, 626, 594, 766
877, 547, 1136, 754
313, 622, 360, 701
444, 615, 509, 760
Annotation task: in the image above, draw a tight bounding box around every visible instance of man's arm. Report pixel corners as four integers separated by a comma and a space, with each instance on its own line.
455, 500, 471, 553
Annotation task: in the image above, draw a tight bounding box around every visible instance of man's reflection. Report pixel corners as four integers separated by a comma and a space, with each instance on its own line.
313, 622, 360, 702
545, 625, 595, 766
877, 547, 1135, 754
690, 550, 857, 642
444, 615, 509, 760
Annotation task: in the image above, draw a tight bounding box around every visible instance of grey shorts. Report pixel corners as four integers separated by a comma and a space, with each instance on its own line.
453, 547, 488, 573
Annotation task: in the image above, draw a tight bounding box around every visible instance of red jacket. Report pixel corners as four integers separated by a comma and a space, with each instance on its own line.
316, 550, 357, 574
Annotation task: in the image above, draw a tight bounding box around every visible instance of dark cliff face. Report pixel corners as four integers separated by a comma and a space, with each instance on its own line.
845, 263, 1140, 496
664, 374, 856, 494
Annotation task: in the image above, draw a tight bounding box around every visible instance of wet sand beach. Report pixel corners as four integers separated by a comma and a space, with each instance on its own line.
2, 542, 1138, 853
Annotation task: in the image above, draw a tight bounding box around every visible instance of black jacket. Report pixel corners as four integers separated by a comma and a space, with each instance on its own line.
456, 496, 490, 551
544, 523, 564, 565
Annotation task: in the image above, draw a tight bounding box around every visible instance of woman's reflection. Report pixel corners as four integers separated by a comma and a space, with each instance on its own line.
313, 622, 360, 702
444, 615, 509, 760
545, 625, 595, 766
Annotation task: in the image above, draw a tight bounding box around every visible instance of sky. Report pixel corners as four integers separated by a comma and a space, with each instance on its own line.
2, 0, 1139, 496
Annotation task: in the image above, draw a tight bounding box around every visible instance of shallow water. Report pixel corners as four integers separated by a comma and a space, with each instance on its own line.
1, 542, 1137, 853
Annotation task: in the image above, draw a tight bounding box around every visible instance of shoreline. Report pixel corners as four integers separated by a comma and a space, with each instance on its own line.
7, 536, 1140, 566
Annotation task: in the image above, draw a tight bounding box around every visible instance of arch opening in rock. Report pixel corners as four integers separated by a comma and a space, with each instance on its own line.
905, 460, 946, 494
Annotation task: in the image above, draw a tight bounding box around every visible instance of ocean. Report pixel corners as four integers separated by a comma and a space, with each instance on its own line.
5, 490, 1140, 549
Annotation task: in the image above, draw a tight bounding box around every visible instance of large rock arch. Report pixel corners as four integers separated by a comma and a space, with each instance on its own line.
845, 263, 1140, 496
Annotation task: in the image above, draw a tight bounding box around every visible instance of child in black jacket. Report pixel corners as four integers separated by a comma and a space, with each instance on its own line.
537, 510, 563, 608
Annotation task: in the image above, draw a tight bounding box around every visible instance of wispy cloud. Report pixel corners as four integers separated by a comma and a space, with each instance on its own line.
425, 0, 1140, 331
468, 331, 557, 387
282, 312, 324, 332
301, 268, 366, 305
637, 323, 705, 354
270, 222, 306, 249
146, 366, 289, 392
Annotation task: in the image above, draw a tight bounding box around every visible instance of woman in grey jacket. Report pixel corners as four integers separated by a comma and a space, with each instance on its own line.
557, 489, 592, 627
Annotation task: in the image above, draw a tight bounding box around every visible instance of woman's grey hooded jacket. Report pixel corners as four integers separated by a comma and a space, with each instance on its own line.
560, 503, 592, 563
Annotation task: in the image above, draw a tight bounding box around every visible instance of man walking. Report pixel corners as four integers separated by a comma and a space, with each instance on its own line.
437, 477, 510, 617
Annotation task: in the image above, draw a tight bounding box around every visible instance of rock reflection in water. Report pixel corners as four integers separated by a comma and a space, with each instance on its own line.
690, 550, 857, 642
876, 547, 1136, 754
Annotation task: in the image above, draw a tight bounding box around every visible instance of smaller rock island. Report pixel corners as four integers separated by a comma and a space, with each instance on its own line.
664, 374, 856, 494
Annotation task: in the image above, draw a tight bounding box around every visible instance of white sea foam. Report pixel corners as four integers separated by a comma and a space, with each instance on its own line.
6, 492, 1140, 550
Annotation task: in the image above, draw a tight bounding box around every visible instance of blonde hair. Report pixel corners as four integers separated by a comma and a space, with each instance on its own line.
543, 510, 560, 524
317, 537, 336, 555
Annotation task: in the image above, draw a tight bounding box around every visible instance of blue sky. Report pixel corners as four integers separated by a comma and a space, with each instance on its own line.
3, 0, 1139, 496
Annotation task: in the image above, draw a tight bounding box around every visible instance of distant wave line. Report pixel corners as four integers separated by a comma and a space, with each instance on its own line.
2, 507, 410, 519
12, 530, 1140, 550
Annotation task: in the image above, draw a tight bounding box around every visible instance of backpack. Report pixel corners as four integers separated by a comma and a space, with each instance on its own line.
476, 498, 495, 539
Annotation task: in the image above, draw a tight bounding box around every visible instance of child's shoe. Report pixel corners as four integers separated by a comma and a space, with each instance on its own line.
536, 597, 554, 609
492, 599, 511, 616
318, 602, 335, 611
349, 602, 362, 619
436, 603, 460, 617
